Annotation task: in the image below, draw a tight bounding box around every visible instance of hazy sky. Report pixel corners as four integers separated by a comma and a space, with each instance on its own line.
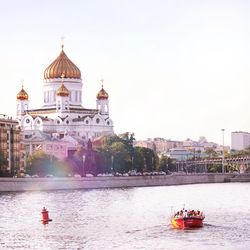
0, 0, 250, 146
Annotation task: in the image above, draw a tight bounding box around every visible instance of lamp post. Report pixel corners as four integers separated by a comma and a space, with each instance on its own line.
221, 129, 225, 173
111, 155, 114, 174
131, 155, 134, 170
82, 155, 86, 177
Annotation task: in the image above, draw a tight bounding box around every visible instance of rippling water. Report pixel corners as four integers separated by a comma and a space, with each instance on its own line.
0, 183, 250, 250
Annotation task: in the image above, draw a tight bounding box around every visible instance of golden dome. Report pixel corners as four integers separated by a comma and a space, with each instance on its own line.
17, 86, 29, 100
56, 83, 70, 97
44, 46, 81, 80
97, 86, 109, 100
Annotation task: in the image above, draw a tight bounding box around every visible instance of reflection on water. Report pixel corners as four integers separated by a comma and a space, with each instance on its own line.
0, 183, 250, 249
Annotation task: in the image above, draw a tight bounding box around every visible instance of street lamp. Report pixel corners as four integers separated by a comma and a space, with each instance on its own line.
221, 129, 225, 173
111, 155, 114, 174
82, 155, 86, 177
131, 155, 134, 170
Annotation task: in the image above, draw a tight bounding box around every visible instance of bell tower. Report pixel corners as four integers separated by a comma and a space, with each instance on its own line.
16, 82, 29, 120
96, 79, 109, 117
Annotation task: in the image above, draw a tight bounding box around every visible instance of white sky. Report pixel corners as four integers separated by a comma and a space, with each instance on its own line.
0, 0, 250, 146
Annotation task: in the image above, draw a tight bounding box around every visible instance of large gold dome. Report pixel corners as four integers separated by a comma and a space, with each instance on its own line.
44, 46, 81, 80
16, 86, 29, 100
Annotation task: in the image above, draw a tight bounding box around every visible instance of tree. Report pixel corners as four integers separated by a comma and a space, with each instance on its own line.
96, 133, 159, 174
159, 155, 174, 172
110, 141, 130, 173
133, 147, 145, 172
26, 150, 58, 177
204, 148, 218, 158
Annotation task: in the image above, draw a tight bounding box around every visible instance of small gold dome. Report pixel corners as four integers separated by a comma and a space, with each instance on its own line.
56, 83, 70, 97
44, 46, 81, 80
17, 86, 29, 100
97, 86, 109, 100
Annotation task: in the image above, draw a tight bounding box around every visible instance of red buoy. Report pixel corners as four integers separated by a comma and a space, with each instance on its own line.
41, 207, 52, 224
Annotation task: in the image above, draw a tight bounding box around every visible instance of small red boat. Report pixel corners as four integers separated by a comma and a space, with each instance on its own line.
171, 210, 205, 229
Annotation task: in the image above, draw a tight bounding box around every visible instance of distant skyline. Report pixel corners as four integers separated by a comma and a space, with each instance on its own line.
1, 0, 250, 146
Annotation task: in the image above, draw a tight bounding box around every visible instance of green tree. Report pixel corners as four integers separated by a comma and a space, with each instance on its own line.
96, 133, 159, 174
26, 150, 58, 177
159, 155, 175, 172
133, 146, 158, 172
110, 141, 130, 173
95, 150, 109, 174
99, 133, 134, 173
230, 147, 250, 157
133, 147, 145, 172
204, 148, 218, 158
207, 164, 221, 173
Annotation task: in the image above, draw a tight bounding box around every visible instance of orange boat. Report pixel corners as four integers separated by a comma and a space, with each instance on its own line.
171, 210, 205, 229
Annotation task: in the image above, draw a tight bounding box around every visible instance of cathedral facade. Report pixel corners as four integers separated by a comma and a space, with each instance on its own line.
16, 45, 114, 141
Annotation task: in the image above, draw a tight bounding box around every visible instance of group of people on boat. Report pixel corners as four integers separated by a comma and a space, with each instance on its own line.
174, 209, 204, 219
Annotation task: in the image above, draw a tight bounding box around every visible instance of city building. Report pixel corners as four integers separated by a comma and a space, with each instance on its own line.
134, 136, 222, 159
153, 137, 183, 154
133, 138, 156, 151
165, 148, 192, 161
0, 114, 21, 175
16, 44, 114, 142
231, 131, 250, 150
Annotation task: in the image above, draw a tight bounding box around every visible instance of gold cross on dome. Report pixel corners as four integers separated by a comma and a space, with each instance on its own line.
101, 79, 104, 88
61, 36, 65, 49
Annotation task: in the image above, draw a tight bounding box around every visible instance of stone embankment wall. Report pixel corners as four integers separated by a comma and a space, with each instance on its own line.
225, 173, 250, 182
0, 173, 237, 192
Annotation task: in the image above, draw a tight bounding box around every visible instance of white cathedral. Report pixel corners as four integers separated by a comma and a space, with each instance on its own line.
16, 44, 114, 141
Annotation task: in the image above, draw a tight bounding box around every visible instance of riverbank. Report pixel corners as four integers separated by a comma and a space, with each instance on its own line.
0, 173, 239, 192
225, 173, 250, 182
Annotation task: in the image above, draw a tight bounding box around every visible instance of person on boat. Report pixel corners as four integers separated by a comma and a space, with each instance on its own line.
174, 211, 180, 218
183, 210, 188, 218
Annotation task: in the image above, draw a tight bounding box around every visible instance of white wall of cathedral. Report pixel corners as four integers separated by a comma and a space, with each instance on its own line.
96, 99, 109, 117
16, 100, 29, 119
43, 78, 83, 108
21, 112, 113, 139
56, 96, 70, 113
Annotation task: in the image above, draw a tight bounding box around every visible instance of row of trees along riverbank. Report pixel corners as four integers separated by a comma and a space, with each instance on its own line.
1, 132, 250, 177
24, 133, 175, 177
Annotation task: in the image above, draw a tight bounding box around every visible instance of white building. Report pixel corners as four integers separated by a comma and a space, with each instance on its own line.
166, 148, 192, 161
231, 131, 250, 150
16, 44, 114, 141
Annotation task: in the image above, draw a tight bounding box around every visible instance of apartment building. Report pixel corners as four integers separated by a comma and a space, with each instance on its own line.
231, 131, 250, 150
0, 115, 21, 175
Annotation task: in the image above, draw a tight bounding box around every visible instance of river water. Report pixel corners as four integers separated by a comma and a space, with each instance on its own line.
0, 183, 249, 250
